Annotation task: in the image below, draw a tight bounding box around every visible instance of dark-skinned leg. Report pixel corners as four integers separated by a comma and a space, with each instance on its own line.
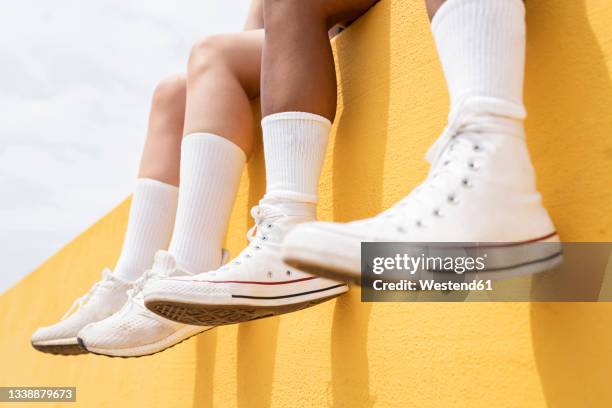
261, 0, 378, 121
425, 0, 447, 20
258, 0, 379, 206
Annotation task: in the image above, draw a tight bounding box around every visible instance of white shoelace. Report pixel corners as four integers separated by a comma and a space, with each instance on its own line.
380, 97, 526, 229
61, 269, 116, 320
225, 204, 286, 268
127, 262, 189, 300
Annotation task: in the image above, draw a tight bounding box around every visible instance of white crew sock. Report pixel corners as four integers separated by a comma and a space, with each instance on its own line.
261, 112, 331, 203
114, 178, 179, 281
431, 0, 526, 109
168, 133, 245, 273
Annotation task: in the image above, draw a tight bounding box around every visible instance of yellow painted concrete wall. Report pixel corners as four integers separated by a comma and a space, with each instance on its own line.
2, 1, 612, 407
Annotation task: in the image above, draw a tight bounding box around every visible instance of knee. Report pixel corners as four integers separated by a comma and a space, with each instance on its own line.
151, 74, 186, 111
188, 35, 231, 79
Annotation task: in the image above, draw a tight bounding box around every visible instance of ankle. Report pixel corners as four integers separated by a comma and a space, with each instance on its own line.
260, 194, 317, 218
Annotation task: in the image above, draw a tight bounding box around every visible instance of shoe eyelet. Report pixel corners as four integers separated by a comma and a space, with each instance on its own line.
443, 160, 451, 166
473, 144, 481, 152
415, 220, 423, 228
396, 225, 407, 233
447, 194, 458, 205
261, 236, 268, 241
468, 161, 478, 171
286, 270, 292, 276
461, 178, 472, 188
245, 254, 252, 258
433, 209, 442, 217
267, 271, 273, 278
255, 245, 262, 250
267, 224, 273, 229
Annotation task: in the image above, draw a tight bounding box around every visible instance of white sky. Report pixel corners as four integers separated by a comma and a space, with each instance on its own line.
0, 0, 251, 293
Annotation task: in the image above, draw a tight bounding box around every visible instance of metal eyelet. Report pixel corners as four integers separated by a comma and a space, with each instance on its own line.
255, 245, 262, 250
468, 161, 478, 170
461, 178, 472, 188
267, 271, 273, 278
396, 225, 407, 233
245, 254, 252, 258
473, 144, 481, 152
261, 236, 268, 241
433, 209, 442, 217
448, 194, 458, 204
415, 220, 423, 228
286, 270, 292, 276
267, 224, 273, 229
443, 160, 450, 166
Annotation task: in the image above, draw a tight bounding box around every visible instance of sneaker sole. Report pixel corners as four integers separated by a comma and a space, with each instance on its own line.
284, 232, 563, 285
76, 326, 212, 358
145, 284, 348, 326
31, 339, 87, 356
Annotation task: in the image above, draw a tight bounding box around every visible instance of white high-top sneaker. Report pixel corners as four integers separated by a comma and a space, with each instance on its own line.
282, 97, 562, 284
143, 199, 348, 326
77, 251, 220, 358
31, 270, 132, 355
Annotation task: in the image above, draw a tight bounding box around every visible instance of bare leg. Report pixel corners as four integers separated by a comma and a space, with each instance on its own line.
425, 0, 447, 20
138, 74, 186, 186
261, 0, 378, 121
183, 30, 264, 158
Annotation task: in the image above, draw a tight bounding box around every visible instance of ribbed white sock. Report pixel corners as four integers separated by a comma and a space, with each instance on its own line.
168, 133, 245, 273
114, 178, 178, 281
261, 112, 331, 203
431, 0, 526, 108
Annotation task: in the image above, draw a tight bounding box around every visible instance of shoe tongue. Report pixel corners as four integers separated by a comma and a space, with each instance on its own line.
152, 250, 176, 273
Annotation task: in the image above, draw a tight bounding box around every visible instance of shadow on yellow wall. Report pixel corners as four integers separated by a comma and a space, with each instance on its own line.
525, 2, 612, 407
328, 2, 391, 407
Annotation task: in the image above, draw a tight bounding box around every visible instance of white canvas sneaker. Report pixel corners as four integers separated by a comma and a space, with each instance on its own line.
31, 270, 132, 355
143, 199, 348, 326
77, 251, 219, 358
282, 97, 562, 284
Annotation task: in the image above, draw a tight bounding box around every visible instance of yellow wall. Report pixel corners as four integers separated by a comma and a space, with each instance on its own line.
2, 1, 612, 407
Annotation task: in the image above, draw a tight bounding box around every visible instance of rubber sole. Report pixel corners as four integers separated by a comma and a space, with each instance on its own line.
76, 327, 212, 359
31, 342, 87, 356
145, 288, 346, 326
284, 234, 563, 286
285, 257, 361, 285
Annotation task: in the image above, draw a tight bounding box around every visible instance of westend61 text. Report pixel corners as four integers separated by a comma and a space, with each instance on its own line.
372, 279, 494, 292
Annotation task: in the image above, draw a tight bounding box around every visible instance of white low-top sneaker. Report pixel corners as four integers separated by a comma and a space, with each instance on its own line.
77, 251, 218, 358
31, 270, 132, 355
143, 199, 348, 326
282, 97, 562, 284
